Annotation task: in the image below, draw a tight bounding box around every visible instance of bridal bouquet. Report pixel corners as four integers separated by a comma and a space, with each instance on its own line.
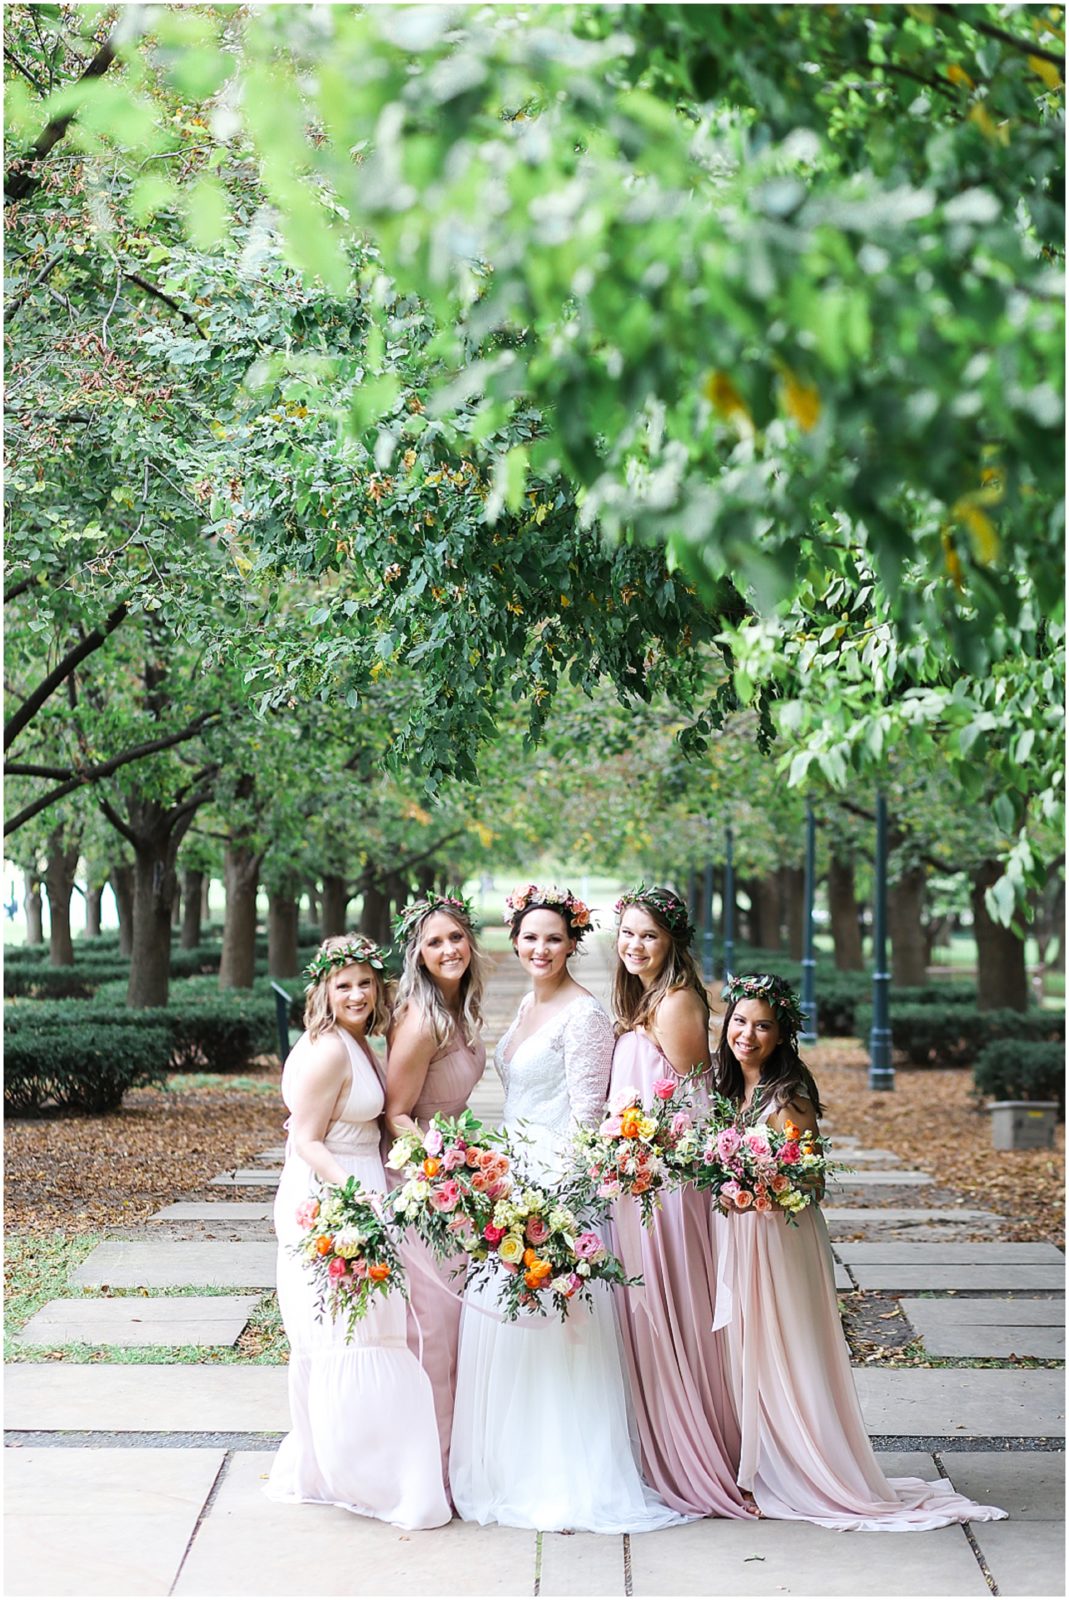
292, 1176, 404, 1338
386, 1110, 513, 1261
570, 1075, 703, 1226
473, 1175, 638, 1322
692, 1094, 833, 1223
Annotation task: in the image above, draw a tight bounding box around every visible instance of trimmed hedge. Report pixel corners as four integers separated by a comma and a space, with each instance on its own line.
4, 941, 226, 998
4, 1022, 172, 1115
973, 1040, 1066, 1116
855, 1002, 1065, 1067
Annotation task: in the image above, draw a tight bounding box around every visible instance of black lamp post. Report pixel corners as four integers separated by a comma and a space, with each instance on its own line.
723, 825, 736, 978
868, 791, 894, 1090
800, 802, 818, 1044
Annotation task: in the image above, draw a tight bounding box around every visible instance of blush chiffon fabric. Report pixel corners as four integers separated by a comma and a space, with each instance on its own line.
266, 1027, 450, 1530
713, 1166, 1009, 1531
608, 1029, 753, 1518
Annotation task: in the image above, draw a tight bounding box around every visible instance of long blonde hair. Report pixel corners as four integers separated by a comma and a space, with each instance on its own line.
303, 934, 392, 1042
611, 897, 710, 1041
393, 905, 486, 1049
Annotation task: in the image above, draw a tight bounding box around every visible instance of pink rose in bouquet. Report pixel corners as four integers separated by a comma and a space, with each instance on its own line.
778, 1140, 801, 1166
670, 1110, 692, 1138
424, 1126, 445, 1158
598, 1113, 624, 1137
483, 1222, 506, 1245
327, 1255, 348, 1280
429, 1179, 461, 1213
770, 1173, 790, 1194
295, 1199, 320, 1229
574, 1231, 607, 1262
441, 1144, 467, 1172
524, 1216, 550, 1246
716, 1126, 742, 1162
652, 1077, 677, 1100
608, 1084, 640, 1115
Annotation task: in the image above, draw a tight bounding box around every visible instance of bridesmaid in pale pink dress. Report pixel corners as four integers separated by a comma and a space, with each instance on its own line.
608, 886, 754, 1519
384, 891, 487, 1494
712, 972, 1007, 1531
266, 935, 449, 1529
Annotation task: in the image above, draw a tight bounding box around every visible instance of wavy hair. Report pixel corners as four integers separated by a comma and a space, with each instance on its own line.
303, 934, 392, 1042
611, 891, 710, 1043
712, 991, 825, 1119
393, 903, 486, 1049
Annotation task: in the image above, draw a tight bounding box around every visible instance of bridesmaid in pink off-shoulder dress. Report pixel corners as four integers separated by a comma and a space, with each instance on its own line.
712, 973, 1007, 1531
608, 886, 754, 1520
384, 892, 487, 1494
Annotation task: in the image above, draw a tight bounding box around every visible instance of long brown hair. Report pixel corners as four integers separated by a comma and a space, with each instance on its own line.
713, 993, 825, 1118
611, 893, 710, 1041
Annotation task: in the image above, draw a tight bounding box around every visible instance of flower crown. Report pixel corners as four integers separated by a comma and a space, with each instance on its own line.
393, 890, 477, 945
722, 972, 806, 1031
503, 883, 594, 940
303, 938, 388, 989
615, 884, 694, 942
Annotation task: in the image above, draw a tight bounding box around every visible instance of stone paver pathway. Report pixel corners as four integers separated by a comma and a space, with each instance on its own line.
5, 934, 1064, 1597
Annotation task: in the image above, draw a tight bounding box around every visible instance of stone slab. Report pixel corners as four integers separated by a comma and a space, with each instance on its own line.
209, 1171, 280, 1188
969, 1520, 1066, 1597
851, 1368, 1065, 1438
152, 1202, 274, 1222
174, 1452, 537, 1596
630, 1510, 986, 1595
13, 1294, 260, 1349
828, 1171, 933, 1186
833, 1149, 903, 1163
850, 1267, 1066, 1292
4, 1364, 290, 1432
538, 1531, 625, 1595
833, 1262, 852, 1290
4, 1447, 223, 1596
256, 1148, 286, 1160
900, 1297, 1065, 1358
836, 1243, 1065, 1265
823, 1207, 1001, 1225
942, 1451, 1065, 1521
70, 1241, 277, 1289
901, 1298, 1066, 1327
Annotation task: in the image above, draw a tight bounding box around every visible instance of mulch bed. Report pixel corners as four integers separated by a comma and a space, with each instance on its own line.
4, 1039, 1063, 1248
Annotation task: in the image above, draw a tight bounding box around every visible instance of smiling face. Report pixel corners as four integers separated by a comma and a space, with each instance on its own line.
514, 906, 575, 980
419, 910, 472, 987
328, 962, 379, 1036
617, 907, 673, 988
727, 997, 781, 1074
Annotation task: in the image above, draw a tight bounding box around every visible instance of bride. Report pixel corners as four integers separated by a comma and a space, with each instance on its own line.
449, 885, 685, 1533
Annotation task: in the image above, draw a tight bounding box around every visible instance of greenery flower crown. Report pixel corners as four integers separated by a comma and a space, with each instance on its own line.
303, 939, 388, 988
722, 972, 806, 1030
503, 883, 594, 939
614, 884, 694, 942
393, 890, 477, 944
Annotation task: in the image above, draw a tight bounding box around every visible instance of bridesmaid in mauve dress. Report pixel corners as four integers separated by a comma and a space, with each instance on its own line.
608, 886, 754, 1519
712, 973, 1007, 1532
384, 891, 487, 1495
266, 935, 449, 1530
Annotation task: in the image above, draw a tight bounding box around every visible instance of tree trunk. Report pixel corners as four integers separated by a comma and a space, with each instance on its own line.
219, 844, 262, 990
782, 865, 805, 961
828, 855, 864, 971
320, 874, 348, 935
43, 827, 80, 967
127, 844, 177, 1008
201, 873, 211, 927
749, 873, 782, 950
23, 870, 43, 944
85, 883, 103, 938
171, 886, 182, 928
111, 862, 135, 957
306, 886, 319, 925
180, 868, 204, 949
415, 864, 436, 898
268, 890, 300, 978
971, 860, 1029, 1012
889, 866, 928, 986
360, 879, 390, 945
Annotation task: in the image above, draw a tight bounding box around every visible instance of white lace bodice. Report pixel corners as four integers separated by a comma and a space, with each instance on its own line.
494, 993, 613, 1140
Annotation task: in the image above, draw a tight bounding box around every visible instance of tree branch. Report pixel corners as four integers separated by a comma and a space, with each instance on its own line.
5, 760, 72, 780
5, 600, 128, 750
4, 12, 142, 202
353, 828, 467, 893
4, 46, 45, 94
4, 711, 221, 836
937, 7, 1066, 69
121, 271, 208, 337
5, 250, 64, 320
99, 796, 137, 847
4, 576, 37, 604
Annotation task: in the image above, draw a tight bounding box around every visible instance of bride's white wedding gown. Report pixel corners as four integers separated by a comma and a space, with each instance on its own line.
449, 992, 686, 1533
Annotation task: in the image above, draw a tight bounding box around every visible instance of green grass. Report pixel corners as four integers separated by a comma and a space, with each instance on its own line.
162, 1072, 279, 1095
4, 1228, 288, 1364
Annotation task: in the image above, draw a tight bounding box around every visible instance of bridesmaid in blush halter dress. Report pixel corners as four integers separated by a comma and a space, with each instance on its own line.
384, 891, 487, 1494
607, 885, 753, 1520
712, 973, 1007, 1531
266, 936, 449, 1529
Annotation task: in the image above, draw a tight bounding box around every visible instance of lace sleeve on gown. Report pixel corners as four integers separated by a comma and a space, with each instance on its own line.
561, 999, 614, 1129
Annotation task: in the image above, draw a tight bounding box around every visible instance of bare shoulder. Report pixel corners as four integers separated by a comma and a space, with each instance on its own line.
289, 1030, 349, 1086
655, 986, 706, 1027
777, 1095, 820, 1137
